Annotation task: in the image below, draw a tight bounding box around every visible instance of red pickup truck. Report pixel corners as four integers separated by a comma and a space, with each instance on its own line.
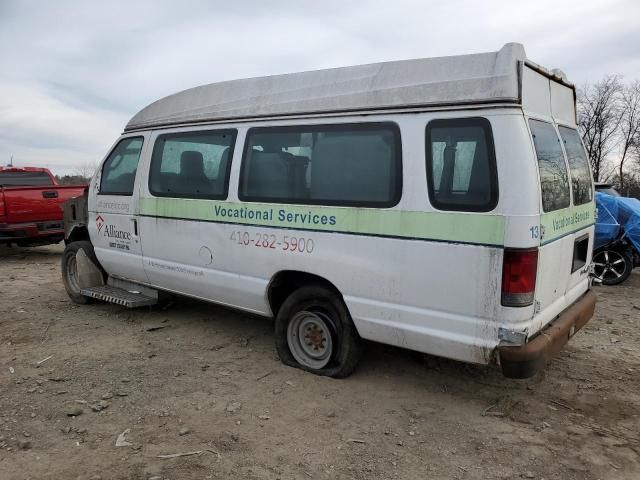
0, 167, 87, 247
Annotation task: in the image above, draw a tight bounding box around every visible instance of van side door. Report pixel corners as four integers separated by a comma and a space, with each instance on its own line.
89, 134, 149, 283
137, 128, 239, 302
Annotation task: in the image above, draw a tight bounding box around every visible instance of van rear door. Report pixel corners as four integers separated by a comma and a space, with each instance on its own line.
529, 119, 594, 321
557, 125, 595, 295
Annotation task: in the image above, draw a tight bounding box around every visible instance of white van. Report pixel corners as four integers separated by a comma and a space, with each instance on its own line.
62, 43, 596, 379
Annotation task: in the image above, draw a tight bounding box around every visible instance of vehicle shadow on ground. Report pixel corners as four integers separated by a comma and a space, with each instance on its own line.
19, 243, 532, 396
0, 243, 64, 258
138, 292, 526, 396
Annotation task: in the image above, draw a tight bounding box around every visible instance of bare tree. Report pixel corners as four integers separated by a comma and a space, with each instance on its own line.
617, 81, 640, 191
73, 161, 99, 182
577, 75, 624, 181
634, 139, 640, 178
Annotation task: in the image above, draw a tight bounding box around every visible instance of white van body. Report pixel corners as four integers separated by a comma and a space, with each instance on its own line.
69, 43, 596, 378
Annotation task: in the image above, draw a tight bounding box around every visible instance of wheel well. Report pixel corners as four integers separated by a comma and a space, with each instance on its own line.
66, 226, 90, 245
267, 271, 343, 316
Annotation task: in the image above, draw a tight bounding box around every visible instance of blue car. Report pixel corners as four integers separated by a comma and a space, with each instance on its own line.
594, 190, 640, 285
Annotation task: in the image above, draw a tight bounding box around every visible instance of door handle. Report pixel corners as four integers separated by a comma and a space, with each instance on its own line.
42, 190, 58, 199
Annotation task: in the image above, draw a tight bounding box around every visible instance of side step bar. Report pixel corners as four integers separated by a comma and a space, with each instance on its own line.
80, 286, 157, 308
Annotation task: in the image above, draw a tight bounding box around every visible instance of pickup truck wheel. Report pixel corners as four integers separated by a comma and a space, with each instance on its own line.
593, 248, 633, 286
61, 241, 100, 304
274, 285, 363, 378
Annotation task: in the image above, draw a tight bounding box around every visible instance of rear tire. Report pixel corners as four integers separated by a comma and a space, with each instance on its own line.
593, 248, 633, 285
274, 285, 363, 378
61, 241, 101, 304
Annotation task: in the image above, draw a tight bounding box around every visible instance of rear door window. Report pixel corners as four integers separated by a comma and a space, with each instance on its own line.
100, 137, 144, 195
425, 118, 498, 212
528, 119, 570, 212
558, 126, 593, 205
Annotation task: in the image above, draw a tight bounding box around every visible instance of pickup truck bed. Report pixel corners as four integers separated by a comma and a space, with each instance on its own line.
0, 167, 87, 246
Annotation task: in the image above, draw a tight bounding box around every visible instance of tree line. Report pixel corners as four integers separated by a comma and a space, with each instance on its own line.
55, 163, 98, 185
578, 77, 640, 198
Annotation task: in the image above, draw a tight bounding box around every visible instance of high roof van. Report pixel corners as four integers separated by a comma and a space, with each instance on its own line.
62, 43, 596, 379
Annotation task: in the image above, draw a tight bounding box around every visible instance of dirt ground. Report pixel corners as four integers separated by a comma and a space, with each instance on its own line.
0, 244, 639, 480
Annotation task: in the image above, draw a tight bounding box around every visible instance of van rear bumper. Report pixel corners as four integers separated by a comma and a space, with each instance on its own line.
498, 290, 597, 379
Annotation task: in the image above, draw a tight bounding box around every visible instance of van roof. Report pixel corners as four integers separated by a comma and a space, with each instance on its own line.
125, 43, 572, 132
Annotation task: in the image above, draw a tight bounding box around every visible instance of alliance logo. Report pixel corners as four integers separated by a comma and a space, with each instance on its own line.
95, 215, 131, 241
96, 215, 105, 233
103, 225, 132, 241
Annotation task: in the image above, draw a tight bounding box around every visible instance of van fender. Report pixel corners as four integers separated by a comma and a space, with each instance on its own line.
65, 225, 91, 245
266, 270, 346, 317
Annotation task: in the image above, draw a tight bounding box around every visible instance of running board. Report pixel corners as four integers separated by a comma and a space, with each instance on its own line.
80, 285, 158, 308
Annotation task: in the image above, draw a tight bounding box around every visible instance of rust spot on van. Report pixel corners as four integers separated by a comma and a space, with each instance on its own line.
499, 290, 596, 378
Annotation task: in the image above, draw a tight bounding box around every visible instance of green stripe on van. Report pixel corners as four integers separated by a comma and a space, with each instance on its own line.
139, 197, 505, 246
540, 202, 595, 244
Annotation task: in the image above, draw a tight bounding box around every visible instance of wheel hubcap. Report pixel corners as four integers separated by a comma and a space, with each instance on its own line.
287, 310, 334, 369
593, 250, 626, 282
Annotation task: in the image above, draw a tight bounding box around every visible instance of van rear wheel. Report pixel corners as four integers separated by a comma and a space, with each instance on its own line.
274, 285, 363, 378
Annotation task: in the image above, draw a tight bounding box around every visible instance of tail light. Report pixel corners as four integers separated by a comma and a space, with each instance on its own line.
501, 248, 538, 307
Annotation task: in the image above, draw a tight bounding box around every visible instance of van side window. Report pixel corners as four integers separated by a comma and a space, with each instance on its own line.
425, 118, 497, 212
239, 123, 401, 207
149, 130, 236, 199
558, 126, 593, 205
529, 120, 570, 212
100, 137, 144, 196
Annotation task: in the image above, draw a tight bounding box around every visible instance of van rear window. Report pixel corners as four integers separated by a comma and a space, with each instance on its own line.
149, 130, 237, 199
239, 123, 401, 207
425, 118, 498, 212
529, 119, 570, 212
558, 126, 593, 206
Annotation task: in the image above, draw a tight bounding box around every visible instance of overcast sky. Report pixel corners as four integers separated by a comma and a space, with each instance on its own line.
1, 0, 639, 175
